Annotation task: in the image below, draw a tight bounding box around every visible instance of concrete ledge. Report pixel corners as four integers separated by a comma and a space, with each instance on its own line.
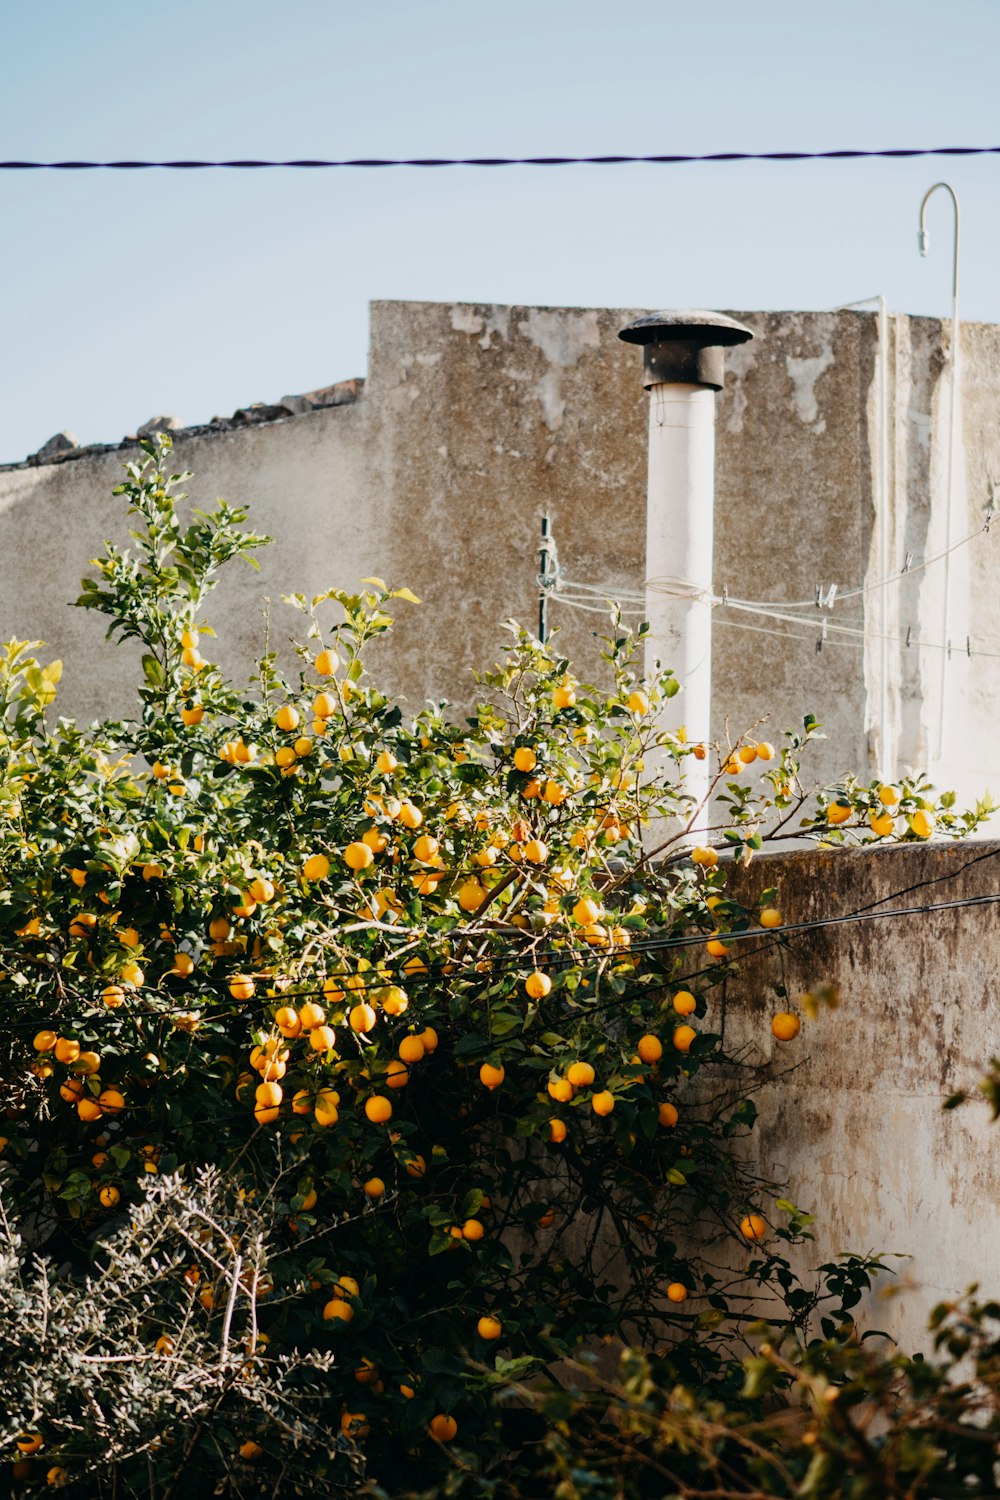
5, 378, 365, 472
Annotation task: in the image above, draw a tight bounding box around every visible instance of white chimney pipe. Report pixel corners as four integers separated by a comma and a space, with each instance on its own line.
619, 311, 754, 826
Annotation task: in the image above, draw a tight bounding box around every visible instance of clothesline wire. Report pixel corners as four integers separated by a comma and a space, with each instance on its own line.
545, 506, 999, 659
550, 511, 994, 615
552, 589, 1000, 661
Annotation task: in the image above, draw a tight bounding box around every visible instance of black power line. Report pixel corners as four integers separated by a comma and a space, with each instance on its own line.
3, 883, 999, 1024
0, 146, 998, 171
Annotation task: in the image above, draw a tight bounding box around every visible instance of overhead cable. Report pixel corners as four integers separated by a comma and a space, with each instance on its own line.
1, 146, 999, 171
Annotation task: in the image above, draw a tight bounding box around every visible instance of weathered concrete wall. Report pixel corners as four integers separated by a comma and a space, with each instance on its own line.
0, 300, 997, 802
727, 839, 1000, 1353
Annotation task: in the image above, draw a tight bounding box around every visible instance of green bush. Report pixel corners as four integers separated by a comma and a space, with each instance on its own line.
473, 1288, 1000, 1500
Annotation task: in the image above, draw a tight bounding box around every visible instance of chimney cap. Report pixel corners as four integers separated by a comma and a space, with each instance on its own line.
618, 310, 754, 348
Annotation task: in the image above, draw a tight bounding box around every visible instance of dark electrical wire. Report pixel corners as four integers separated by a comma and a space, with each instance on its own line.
3, 883, 999, 1025
0, 146, 998, 171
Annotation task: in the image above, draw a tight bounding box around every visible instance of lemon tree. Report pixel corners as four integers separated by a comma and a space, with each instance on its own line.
0, 436, 987, 1497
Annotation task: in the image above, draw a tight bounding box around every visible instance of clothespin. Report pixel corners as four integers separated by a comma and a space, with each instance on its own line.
902, 552, 914, 574
538, 519, 561, 591
905, 626, 912, 648
947, 639, 953, 660
722, 583, 729, 606
816, 618, 828, 654
967, 636, 972, 658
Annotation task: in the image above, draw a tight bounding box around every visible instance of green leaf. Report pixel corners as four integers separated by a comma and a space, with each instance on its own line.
453, 1031, 489, 1057
491, 1355, 541, 1380
490, 1011, 521, 1037
142, 654, 165, 687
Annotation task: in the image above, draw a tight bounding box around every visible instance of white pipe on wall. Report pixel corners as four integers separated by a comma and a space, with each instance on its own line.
877, 294, 894, 780
832, 293, 895, 779
644, 382, 717, 812
618, 310, 753, 842
918, 182, 961, 765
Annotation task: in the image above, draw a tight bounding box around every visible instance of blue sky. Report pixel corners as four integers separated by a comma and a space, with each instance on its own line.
0, 0, 997, 461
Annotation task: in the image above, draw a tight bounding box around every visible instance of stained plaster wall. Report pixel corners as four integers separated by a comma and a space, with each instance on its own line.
726, 839, 1000, 1352
2, 299, 999, 803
